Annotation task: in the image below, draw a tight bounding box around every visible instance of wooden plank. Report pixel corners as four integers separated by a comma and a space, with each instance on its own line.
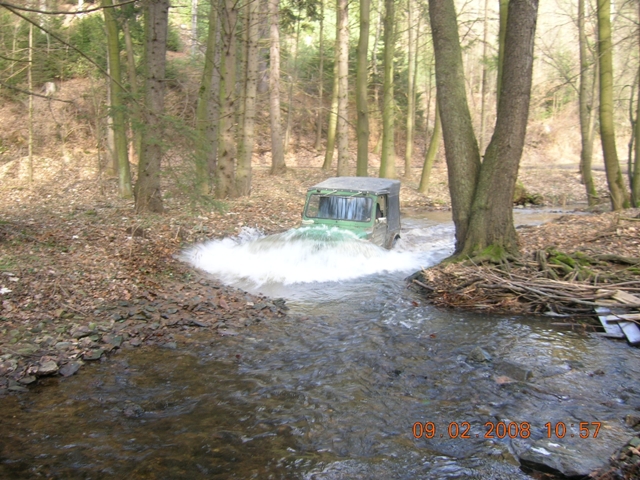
600, 313, 640, 322
612, 290, 640, 305
620, 322, 640, 345
595, 307, 625, 338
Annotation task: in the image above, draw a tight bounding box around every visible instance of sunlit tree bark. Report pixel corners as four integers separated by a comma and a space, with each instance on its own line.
355, 0, 370, 177
578, 0, 598, 205
597, 0, 629, 210
216, 0, 238, 197
418, 99, 441, 194
428, 0, 480, 251
404, 0, 416, 178
236, 0, 259, 196
336, 0, 349, 176
379, 0, 396, 179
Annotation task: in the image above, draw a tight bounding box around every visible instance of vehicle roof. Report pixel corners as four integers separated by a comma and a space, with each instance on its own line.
307, 177, 401, 195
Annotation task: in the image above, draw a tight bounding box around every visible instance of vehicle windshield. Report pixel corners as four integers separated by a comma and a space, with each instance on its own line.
304, 194, 373, 222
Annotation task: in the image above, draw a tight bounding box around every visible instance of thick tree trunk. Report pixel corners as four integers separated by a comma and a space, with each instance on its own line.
461, 0, 538, 258
428, 0, 480, 252
379, 0, 396, 179
269, 0, 286, 175
336, 0, 349, 176
216, 0, 238, 198
356, 0, 370, 177
135, 0, 169, 213
578, 0, 598, 205
236, 0, 259, 196
284, 16, 301, 154
418, 99, 441, 194
104, 0, 132, 198
597, 0, 629, 211
195, 0, 218, 195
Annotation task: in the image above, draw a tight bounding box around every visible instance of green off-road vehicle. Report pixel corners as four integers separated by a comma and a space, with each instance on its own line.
301, 177, 401, 249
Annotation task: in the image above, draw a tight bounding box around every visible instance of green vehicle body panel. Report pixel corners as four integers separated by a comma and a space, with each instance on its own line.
301, 177, 401, 249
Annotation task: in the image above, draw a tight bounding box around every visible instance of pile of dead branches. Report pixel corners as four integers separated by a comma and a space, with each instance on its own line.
413, 259, 640, 318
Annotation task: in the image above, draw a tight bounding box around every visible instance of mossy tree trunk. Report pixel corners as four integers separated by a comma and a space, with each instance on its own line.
418, 99, 441, 194
430, 0, 538, 259
194, 0, 218, 195
103, 0, 132, 198
597, 0, 629, 211
355, 0, 370, 177
428, 0, 480, 252
460, 0, 538, 259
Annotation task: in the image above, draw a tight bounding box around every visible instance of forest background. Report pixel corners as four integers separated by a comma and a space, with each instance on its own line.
1, 0, 639, 214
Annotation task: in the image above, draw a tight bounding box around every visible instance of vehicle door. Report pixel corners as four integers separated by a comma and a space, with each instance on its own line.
371, 195, 388, 247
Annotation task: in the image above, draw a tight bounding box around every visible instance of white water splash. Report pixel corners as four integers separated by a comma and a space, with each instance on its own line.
181, 224, 448, 287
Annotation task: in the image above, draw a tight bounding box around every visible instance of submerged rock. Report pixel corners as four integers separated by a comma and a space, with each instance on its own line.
467, 347, 492, 363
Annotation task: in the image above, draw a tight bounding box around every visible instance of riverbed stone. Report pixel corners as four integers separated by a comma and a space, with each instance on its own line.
518, 438, 610, 477
36, 360, 59, 376
467, 347, 492, 363
59, 361, 82, 377
83, 349, 104, 361
18, 375, 36, 385
494, 360, 533, 382
71, 326, 92, 339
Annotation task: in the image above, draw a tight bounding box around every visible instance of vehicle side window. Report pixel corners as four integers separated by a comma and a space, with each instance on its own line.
376, 195, 387, 219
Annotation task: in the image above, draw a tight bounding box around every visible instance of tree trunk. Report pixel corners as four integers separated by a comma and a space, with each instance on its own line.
216, 0, 238, 198
135, 0, 169, 213
379, 0, 396, 179
479, 0, 489, 152
597, 0, 629, 211
269, 0, 286, 175
336, 0, 349, 176
633, 1, 640, 207
428, 0, 480, 252
404, 0, 415, 178
578, 0, 598, 206
104, 0, 132, 198
418, 99, 441, 194
123, 19, 141, 166
314, 0, 324, 151
28, 21, 33, 185
284, 16, 301, 154
236, 0, 259, 196
355, 0, 370, 177
323, 14, 340, 171
497, 0, 508, 108
461, 0, 539, 258
195, 0, 218, 195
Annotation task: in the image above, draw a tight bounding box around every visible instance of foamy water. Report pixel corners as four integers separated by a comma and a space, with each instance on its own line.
181, 224, 453, 288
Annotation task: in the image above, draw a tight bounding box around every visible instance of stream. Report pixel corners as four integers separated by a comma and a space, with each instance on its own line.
1, 209, 639, 479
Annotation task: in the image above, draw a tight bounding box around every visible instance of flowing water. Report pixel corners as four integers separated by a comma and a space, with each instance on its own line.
2, 210, 640, 479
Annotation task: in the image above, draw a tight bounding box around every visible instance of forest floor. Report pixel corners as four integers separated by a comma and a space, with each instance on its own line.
0, 151, 639, 478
